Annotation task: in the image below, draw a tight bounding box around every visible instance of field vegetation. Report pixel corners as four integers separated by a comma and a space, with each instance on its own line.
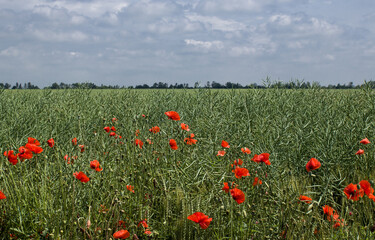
1, 87, 375, 239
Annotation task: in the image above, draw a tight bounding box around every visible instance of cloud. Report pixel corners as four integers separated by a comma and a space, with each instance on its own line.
185, 39, 224, 51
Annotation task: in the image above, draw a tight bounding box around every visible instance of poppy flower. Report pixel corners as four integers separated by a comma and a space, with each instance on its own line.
323, 205, 334, 218
233, 159, 243, 167
222, 182, 230, 193
127, 185, 135, 193
79, 145, 85, 152
111, 126, 116, 132
230, 188, 245, 204
104, 127, 110, 133
221, 140, 230, 148
360, 138, 371, 145
181, 123, 190, 131
305, 158, 321, 172
184, 133, 197, 145
165, 111, 180, 121
344, 183, 364, 201
0, 190, 6, 199
4, 150, 18, 165
217, 150, 226, 156
251, 153, 271, 165
149, 126, 160, 133
253, 177, 262, 186
144, 229, 152, 235
356, 149, 364, 155
299, 195, 312, 204
113, 229, 130, 239
233, 167, 250, 179
112, 118, 118, 122
169, 139, 178, 150
241, 147, 251, 154
18, 146, 33, 160
187, 212, 212, 229
138, 219, 148, 228
90, 160, 103, 172
135, 139, 144, 149
73, 171, 90, 183
142, 114, 146, 118
28, 137, 40, 146
359, 180, 374, 196
25, 143, 43, 154
47, 138, 55, 148
118, 220, 126, 228
109, 132, 116, 136
72, 138, 78, 145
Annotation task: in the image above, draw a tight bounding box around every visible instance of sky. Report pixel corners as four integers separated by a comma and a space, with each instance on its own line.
1, 0, 374, 87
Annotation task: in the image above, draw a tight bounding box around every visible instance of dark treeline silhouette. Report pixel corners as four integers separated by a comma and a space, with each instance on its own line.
1, 79, 374, 90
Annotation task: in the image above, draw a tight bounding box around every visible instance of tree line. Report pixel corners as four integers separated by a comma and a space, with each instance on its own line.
1, 79, 374, 90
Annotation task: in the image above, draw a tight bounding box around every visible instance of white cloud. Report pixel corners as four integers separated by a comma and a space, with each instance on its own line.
185, 39, 224, 50
186, 13, 246, 32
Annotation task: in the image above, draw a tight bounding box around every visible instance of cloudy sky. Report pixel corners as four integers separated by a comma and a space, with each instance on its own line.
1, 0, 374, 87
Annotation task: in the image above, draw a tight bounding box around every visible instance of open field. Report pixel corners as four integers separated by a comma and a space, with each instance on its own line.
1, 88, 375, 239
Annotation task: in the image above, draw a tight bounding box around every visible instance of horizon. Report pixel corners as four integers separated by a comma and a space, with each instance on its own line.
1, 0, 374, 87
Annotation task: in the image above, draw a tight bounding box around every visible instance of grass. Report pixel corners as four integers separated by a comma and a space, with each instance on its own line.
0, 87, 375, 239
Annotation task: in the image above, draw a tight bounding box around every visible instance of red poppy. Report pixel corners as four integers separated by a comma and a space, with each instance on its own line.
142, 114, 146, 118
233, 159, 243, 167
241, 147, 251, 154
233, 167, 250, 179
113, 229, 130, 239
299, 195, 312, 204
149, 126, 160, 133
90, 160, 103, 172
305, 158, 321, 172
359, 180, 374, 196
217, 150, 226, 156
169, 139, 178, 150
79, 145, 85, 152
253, 177, 262, 186
360, 138, 371, 145
112, 118, 118, 122
144, 229, 152, 235
104, 127, 110, 133
165, 111, 180, 121
230, 188, 245, 204
127, 185, 135, 193
181, 123, 190, 131
137, 219, 148, 228
111, 126, 116, 131
251, 153, 271, 165
221, 140, 230, 148
109, 132, 116, 136
18, 146, 33, 160
356, 149, 364, 155
28, 137, 41, 146
135, 139, 144, 149
343, 183, 364, 201
73, 171, 90, 183
25, 143, 43, 154
118, 220, 126, 228
222, 182, 230, 193
47, 138, 55, 148
184, 133, 197, 145
323, 205, 334, 218
187, 212, 212, 229
4, 150, 18, 165
72, 138, 78, 145
0, 190, 6, 199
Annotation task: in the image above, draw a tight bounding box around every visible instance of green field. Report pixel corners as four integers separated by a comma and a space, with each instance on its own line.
1, 88, 375, 239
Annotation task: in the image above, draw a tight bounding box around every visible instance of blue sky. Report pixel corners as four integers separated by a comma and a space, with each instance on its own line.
0, 0, 374, 87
